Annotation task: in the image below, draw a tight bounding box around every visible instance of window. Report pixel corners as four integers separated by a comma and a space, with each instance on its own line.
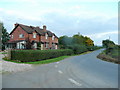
46, 43, 49, 48
11, 35, 14, 39
52, 43, 55, 49
52, 35, 55, 40
19, 34, 24, 38
33, 33, 36, 38
45, 33, 48, 39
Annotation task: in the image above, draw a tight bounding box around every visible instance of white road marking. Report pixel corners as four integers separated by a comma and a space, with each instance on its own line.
68, 78, 82, 86
56, 62, 59, 64
55, 65, 58, 68
58, 70, 63, 74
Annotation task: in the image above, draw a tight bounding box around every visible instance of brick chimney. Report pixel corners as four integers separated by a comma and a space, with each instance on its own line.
43, 25, 46, 32
14, 23, 18, 27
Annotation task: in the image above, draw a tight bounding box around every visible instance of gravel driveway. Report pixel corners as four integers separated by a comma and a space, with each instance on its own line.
0, 52, 33, 73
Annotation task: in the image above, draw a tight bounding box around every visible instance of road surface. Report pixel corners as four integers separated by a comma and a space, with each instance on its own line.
2, 49, 118, 88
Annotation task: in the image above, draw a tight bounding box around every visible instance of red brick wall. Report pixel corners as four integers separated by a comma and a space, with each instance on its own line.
9, 25, 58, 49
28, 31, 40, 42
41, 35, 58, 49
9, 26, 29, 42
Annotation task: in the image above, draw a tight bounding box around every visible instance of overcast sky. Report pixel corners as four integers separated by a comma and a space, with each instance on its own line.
0, 0, 119, 45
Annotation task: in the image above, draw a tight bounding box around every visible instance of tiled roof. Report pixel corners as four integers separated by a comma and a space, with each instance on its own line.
10, 23, 57, 38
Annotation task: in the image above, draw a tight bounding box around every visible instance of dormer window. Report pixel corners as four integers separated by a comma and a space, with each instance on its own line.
52, 35, 55, 40
19, 34, 24, 38
33, 33, 36, 38
45, 33, 48, 39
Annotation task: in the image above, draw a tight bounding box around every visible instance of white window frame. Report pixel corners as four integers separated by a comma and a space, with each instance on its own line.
19, 34, 24, 38
52, 35, 55, 40
11, 35, 13, 39
45, 33, 48, 39
46, 43, 49, 48
33, 33, 36, 38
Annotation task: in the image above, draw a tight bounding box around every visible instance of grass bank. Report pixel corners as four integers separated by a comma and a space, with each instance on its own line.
97, 52, 120, 64
3, 56, 71, 64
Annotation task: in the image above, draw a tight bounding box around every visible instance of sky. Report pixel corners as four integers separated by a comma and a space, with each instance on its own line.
0, 0, 119, 45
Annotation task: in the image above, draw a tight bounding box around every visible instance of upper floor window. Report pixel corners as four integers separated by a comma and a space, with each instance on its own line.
33, 33, 36, 38
52, 35, 55, 40
19, 34, 24, 38
11, 35, 13, 39
45, 33, 48, 39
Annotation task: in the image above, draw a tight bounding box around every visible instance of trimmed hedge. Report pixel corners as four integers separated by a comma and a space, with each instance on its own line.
11, 49, 73, 62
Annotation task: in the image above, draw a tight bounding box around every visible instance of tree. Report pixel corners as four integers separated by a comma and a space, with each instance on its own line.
73, 34, 85, 45
1, 23, 9, 50
102, 39, 115, 54
102, 39, 115, 48
85, 36, 94, 46
58, 33, 95, 49
58, 35, 73, 49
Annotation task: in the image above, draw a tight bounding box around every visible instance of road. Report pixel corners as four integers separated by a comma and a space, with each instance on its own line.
2, 49, 118, 88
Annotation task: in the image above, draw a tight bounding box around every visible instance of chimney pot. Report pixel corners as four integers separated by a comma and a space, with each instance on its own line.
43, 25, 46, 31
14, 23, 18, 27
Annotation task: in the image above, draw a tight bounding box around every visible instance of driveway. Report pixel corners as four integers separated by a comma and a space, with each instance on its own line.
2, 49, 118, 88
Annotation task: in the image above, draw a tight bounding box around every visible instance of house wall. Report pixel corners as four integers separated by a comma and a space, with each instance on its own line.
28, 31, 40, 42
9, 26, 29, 42
9, 24, 58, 50
40, 35, 58, 49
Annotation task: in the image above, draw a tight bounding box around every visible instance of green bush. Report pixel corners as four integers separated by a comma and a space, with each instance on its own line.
106, 45, 120, 59
87, 46, 102, 51
11, 49, 73, 62
67, 44, 88, 54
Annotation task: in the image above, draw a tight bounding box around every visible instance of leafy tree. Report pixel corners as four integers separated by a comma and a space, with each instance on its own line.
58, 35, 73, 49
73, 34, 85, 45
1, 23, 9, 50
102, 39, 115, 54
102, 39, 115, 48
58, 33, 94, 49
85, 37, 94, 46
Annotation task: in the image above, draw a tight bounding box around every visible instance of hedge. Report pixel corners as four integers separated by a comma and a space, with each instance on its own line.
11, 49, 73, 62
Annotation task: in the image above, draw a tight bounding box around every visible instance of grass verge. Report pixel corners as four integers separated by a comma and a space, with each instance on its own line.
3, 56, 71, 64
97, 53, 120, 64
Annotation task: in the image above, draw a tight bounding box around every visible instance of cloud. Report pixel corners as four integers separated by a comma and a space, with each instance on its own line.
0, 0, 118, 45
85, 31, 118, 45
87, 31, 118, 38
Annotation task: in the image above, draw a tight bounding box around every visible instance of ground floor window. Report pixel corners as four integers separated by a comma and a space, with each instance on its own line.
33, 43, 37, 49
45, 43, 49, 48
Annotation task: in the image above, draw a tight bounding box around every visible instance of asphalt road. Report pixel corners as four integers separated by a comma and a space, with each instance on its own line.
2, 49, 118, 88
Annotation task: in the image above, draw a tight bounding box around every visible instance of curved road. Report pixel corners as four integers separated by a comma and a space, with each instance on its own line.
2, 49, 118, 88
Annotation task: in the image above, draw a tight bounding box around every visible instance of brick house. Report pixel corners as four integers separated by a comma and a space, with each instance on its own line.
6, 23, 58, 50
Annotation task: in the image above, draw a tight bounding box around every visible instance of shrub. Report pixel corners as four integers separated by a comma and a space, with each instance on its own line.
87, 46, 102, 51
67, 44, 88, 54
11, 49, 73, 62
